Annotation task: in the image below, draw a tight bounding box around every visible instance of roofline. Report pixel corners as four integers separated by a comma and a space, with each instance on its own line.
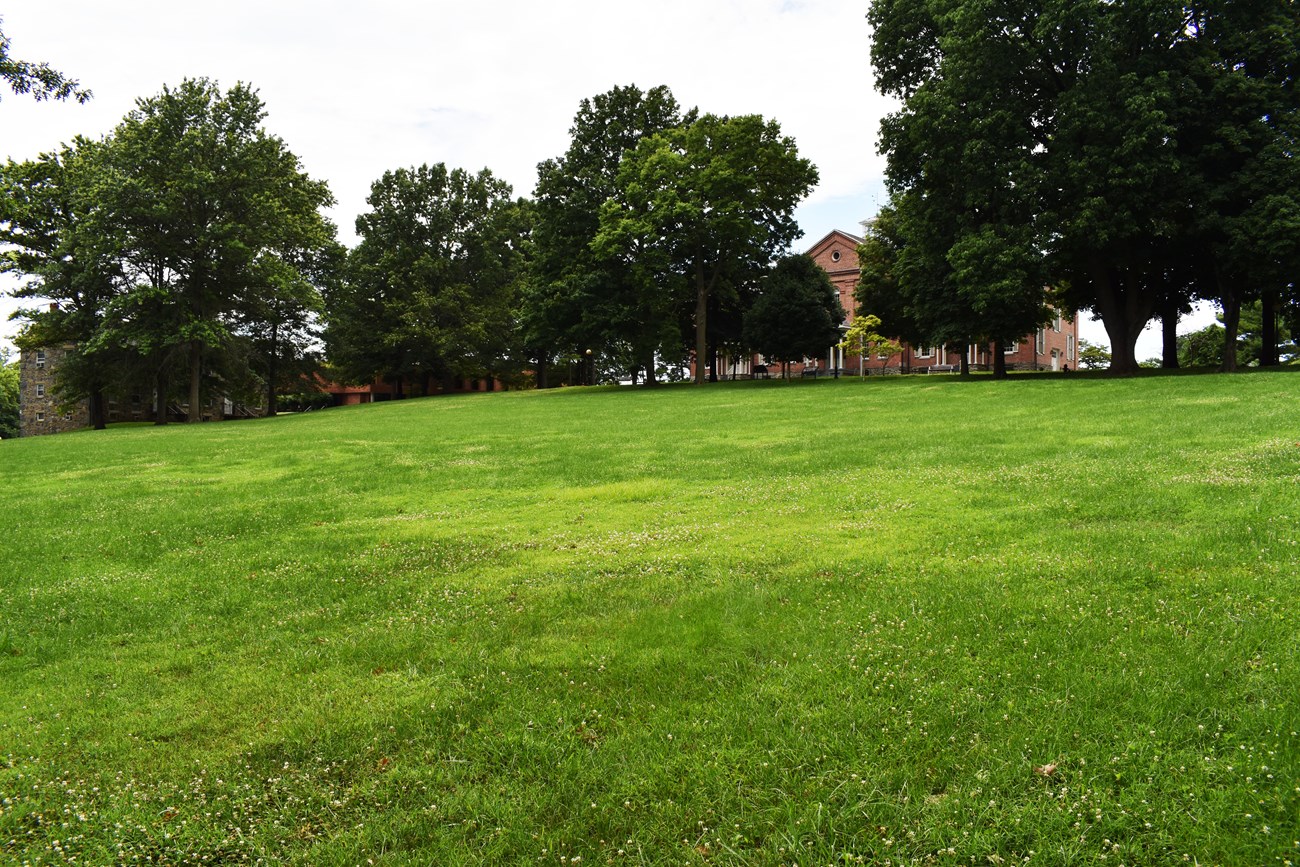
804, 228, 864, 254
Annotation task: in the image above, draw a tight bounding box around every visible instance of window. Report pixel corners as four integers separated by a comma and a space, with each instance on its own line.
915, 345, 933, 358
831, 249, 841, 263
36, 384, 45, 397
35, 350, 46, 369
1067, 334, 1075, 361
1035, 330, 1045, 355
36, 412, 45, 422
1004, 341, 1017, 354
1054, 313, 1062, 333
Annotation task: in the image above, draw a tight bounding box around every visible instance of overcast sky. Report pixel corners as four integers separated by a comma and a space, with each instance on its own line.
1, 0, 1211, 358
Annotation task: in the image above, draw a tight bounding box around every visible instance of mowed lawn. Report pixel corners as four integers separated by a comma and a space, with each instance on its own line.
1, 372, 1297, 866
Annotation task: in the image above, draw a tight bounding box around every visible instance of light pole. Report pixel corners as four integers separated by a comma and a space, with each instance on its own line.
585, 348, 594, 386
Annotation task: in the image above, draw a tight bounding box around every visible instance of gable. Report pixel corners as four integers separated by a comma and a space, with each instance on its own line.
804, 229, 863, 274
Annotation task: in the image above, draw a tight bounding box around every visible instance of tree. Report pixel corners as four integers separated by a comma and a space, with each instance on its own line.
0, 348, 18, 438
0, 17, 90, 103
1076, 339, 1111, 371
103, 79, 336, 421
525, 85, 691, 386
742, 255, 844, 378
868, 0, 1300, 375
3, 79, 337, 426
840, 313, 902, 376
325, 164, 526, 394
1, 138, 125, 429
596, 114, 818, 384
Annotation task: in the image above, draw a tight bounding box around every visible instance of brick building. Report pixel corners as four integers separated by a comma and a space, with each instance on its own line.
719, 229, 1079, 378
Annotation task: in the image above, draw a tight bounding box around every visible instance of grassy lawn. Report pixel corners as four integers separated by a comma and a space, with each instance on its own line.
1, 371, 1297, 866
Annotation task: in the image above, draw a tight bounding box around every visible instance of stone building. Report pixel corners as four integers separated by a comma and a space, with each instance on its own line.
17, 344, 253, 437
17, 345, 89, 437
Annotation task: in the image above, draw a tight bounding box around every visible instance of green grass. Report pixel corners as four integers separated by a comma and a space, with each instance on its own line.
1, 371, 1298, 866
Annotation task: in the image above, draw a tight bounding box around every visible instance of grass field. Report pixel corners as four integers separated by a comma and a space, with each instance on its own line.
1, 371, 1298, 866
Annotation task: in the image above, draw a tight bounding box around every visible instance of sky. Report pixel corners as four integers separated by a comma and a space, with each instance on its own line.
0, 0, 1214, 358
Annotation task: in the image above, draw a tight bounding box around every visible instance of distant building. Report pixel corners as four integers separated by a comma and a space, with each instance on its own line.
716, 229, 1079, 378
16, 344, 258, 437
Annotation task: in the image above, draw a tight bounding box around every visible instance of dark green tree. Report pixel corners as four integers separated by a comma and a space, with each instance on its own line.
326, 164, 526, 395
742, 255, 845, 378
0, 17, 89, 103
868, 0, 1300, 375
525, 84, 691, 386
597, 113, 817, 384
104, 78, 337, 421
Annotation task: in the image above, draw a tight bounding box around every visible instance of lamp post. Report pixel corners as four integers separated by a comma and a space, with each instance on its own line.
585, 348, 594, 386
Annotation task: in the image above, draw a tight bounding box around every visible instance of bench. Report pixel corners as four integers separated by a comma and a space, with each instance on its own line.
927, 364, 957, 373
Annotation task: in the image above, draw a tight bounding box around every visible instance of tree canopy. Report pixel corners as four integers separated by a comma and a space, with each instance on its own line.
525, 84, 691, 386
324, 163, 528, 395
743, 254, 845, 377
596, 113, 817, 384
868, 0, 1300, 374
2, 79, 338, 423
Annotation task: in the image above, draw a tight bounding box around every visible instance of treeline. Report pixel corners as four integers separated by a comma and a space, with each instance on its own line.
863, 0, 1300, 374
3, 79, 844, 421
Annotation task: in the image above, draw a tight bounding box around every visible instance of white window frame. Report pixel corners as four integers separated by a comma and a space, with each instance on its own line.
36, 351, 46, 369
36, 383, 45, 397
915, 345, 934, 359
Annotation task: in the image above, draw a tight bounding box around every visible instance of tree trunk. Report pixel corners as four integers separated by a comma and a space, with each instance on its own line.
154, 367, 169, 426
694, 259, 708, 385
959, 351, 970, 377
1090, 261, 1154, 375
1160, 297, 1180, 368
1219, 289, 1242, 372
1261, 289, 1279, 367
89, 388, 107, 430
992, 340, 1007, 379
535, 354, 549, 390
187, 340, 202, 422
266, 323, 279, 417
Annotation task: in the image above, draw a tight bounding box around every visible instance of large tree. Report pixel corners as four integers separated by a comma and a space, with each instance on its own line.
0, 17, 89, 103
102, 78, 336, 421
325, 164, 527, 395
868, 0, 1300, 375
525, 84, 691, 386
3, 79, 337, 425
596, 113, 817, 384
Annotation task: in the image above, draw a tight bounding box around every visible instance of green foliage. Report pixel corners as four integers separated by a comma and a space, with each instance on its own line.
839, 313, 902, 373
525, 85, 691, 385
325, 164, 527, 392
0, 373, 1297, 863
0, 349, 18, 438
742, 255, 844, 375
0, 17, 90, 103
1178, 324, 1227, 368
1076, 338, 1112, 371
868, 0, 1300, 374
1, 78, 337, 424
597, 113, 818, 384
